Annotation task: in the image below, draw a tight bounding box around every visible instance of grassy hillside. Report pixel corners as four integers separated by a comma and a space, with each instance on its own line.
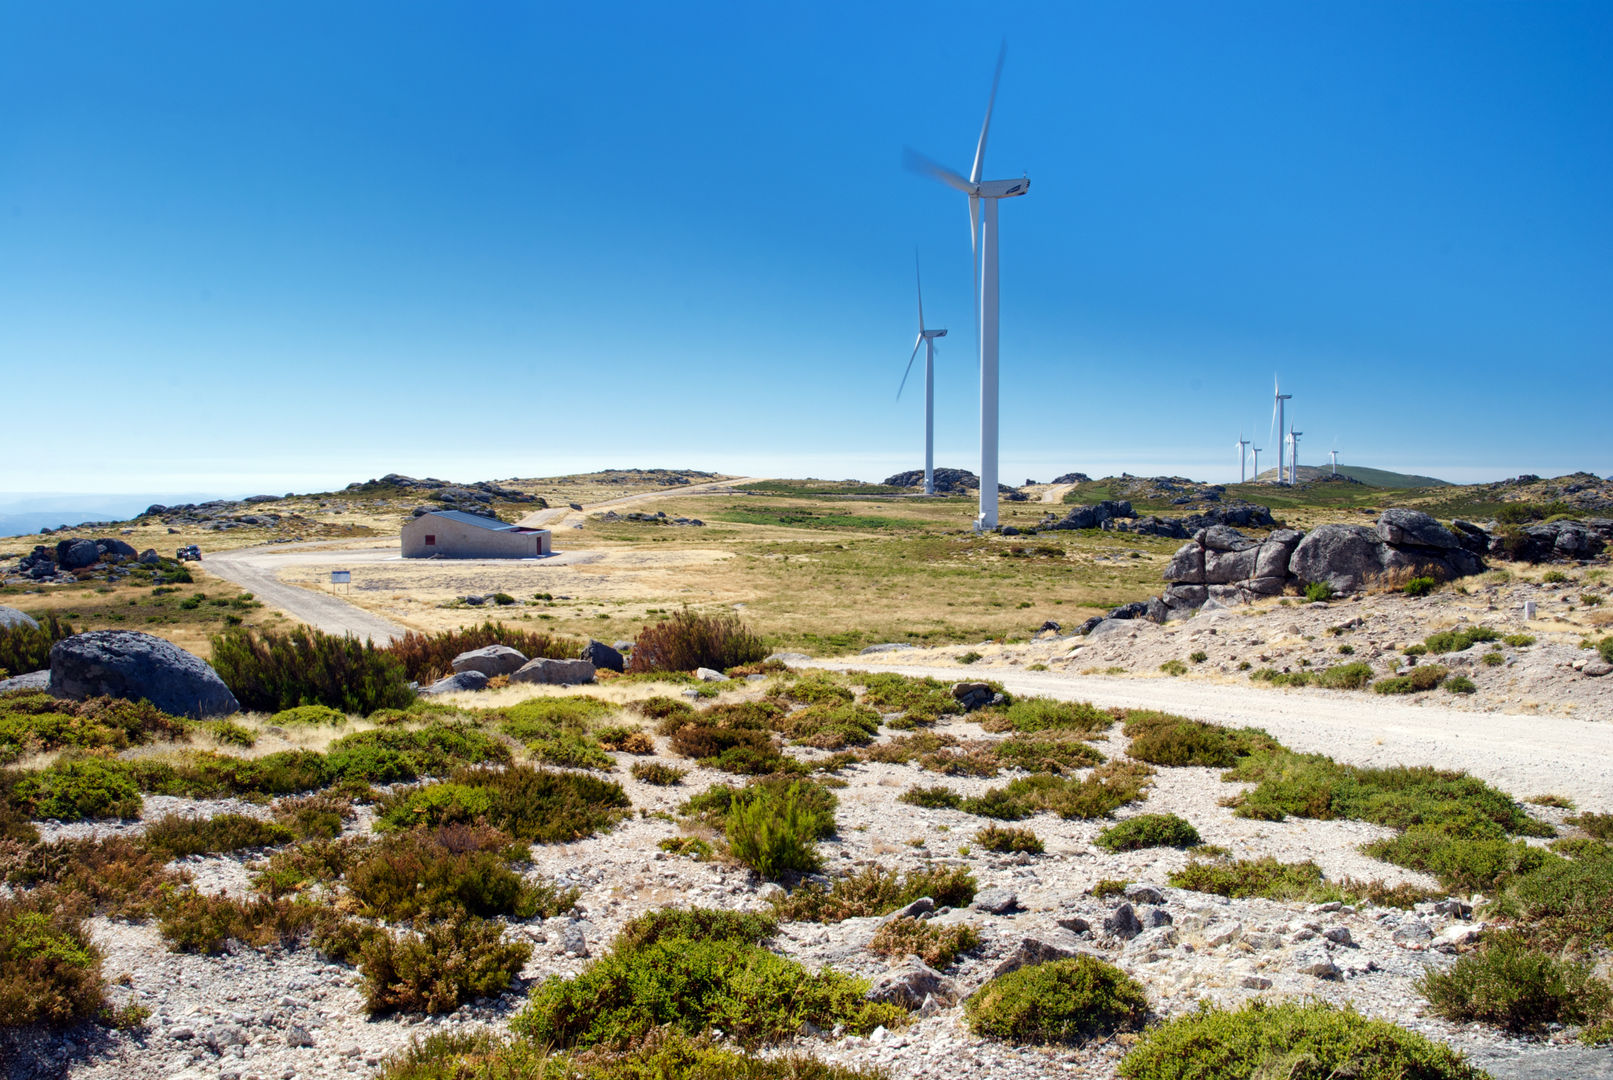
1254, 465, 1450, 488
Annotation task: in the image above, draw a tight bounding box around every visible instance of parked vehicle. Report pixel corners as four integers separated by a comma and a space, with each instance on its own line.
175, 545, 202, 562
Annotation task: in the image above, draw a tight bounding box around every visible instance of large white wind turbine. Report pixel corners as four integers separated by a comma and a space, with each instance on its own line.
898, 252, 948, 496
907, 43, 1029, 530
1271, 379, 1293, 486
1235, 433, 1251, 483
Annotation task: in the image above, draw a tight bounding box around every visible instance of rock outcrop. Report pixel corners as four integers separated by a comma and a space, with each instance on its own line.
450, 645, 529, 678
510, 658, 596, 685
0, 605, 40, 631
48, 631, 239, 718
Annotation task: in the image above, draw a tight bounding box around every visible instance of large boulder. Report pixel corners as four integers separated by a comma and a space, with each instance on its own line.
56, 538, 101, 570
450, 644, 528, 678
1048, 500, 1133, 531
48, 631, 239, 718
1377, 509, 1458, 550
0, 605, 40, 631
0, 670, 50, 693
865, 956, 956, 1010
95, 538, 138, 559
1287, 524, 1387, 593
581, 639, 625, 673
1162, 543, 1205, 584
511, 657, 596, 685
421, 670, 490, 695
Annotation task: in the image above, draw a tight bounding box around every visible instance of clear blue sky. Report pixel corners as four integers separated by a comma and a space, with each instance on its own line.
4, 1, 1609, 496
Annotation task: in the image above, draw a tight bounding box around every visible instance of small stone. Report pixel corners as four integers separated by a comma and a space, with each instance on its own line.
972, 888, 1018, 915
881, 897, 935, 924
1138, 905, 1173, 929
1240, 973, 1273, 990
1393, 918, 1433, 945
1056, 914, 1091, 934
1124, 884, 1164, 906
1323, 926, 1354, 946
284, 1024, 314, 1048
1104, 902, 1143, 941
1294, 948, 1340, 979
1203, 921, 1242, 948
695, 667, 726, 682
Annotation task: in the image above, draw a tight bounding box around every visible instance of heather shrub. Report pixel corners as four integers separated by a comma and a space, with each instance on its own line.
0, 890, 105, 1029
1416, 930, 1611, 1034
1123, 711, 1277, 768
725, 781, 831, 877
869, 917, 979, 967
267, 704, 347, 727
1373, 665, 1449, 694
1169, 856, 1324, 900
0, 691, 186, 764
979, 697, 1107, 735
974, 824, 1043, 853
0, 613, 74, 680
384, 622, 582, 682
156, 890, 322, 954
360, 916, 532, 1015
627, 610, 766, 674
1096, 813, 1201, 852
1, 835, 184, 918
779, 703, 881, 749
630, 761, 686, 785
771, 864, 976, 922
966, 956, 1148, 1044
8, 756, 143, 821
345, 825, 576, 921
141, 812, 293, 858
375, 765, 630, 843
209, 626, 414, 713
856, 672, 963, 723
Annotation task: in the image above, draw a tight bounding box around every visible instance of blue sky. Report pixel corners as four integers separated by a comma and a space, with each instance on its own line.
3, 1, 1609, 496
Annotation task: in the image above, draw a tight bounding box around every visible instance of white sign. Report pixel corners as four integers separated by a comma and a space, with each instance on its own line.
331, 570, 351, 584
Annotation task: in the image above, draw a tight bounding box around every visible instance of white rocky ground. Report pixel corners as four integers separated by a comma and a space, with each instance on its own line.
7, 656, 1613, 1080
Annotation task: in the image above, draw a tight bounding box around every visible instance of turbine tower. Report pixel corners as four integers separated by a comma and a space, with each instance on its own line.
1235, 434, 1251, 483
1288, 428, 1304, 485
1329, 448, 1340, 475
1251, 445, 1263, 480
1271, 379, 1293, 486
898, 251, 948, 496
907, 43, 1029, 530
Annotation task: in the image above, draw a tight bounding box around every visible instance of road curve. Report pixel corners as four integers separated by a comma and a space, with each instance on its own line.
200, 543, 410, 644
1040, 483, 1076, 504
516, 477, 765, 529
810, 659, 1613, 810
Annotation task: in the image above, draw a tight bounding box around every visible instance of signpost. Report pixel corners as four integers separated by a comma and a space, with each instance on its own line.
330, 570, 351, 594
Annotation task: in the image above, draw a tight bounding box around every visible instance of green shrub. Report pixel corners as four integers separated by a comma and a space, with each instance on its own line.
272, 792, 355, 840
1373, 665, 1449, 694
141, 812, 293, 858
726, 781, 830, 877
1250, 667, 1312, 687
1095, 813, 1201, 852
1416, 930, 1610, 1033
0, 890, 106, 1028
1542, 569, 1569, 584
156, 890, 322, 954
1404, 644, 1428, 657
267, 704, 348, 727
1091, 878, 1129, 900
371, 1030, 885, 1080
1159, 659, 1187, 676
1189, 651, 1208, 664
0, 613, 74, 680
0, 692, 187, 765
869, 916, 979, 967
9, 756, 142, 821
1, 835, 183, 918
979, 698, 1109, 737
629, 696, 696, 722
1123, 711, 1276, 768
325, 724, 511, 785
975, 825, 1043, 853
360, 916, 532, 1015
1504, 633, 1536, 648
614, 907, 776, 952
957, 651, 983, 665
960, 762, 1152, 822
1568, 812, 1613, 840
376, 765, 631, 843
780, 703, 881, 749
1424, 626, 1501, 654
966, 956, 1148, 1044
1402, 576, 1439, 597
857, 673, 962, 724
384, 622, 582, 683
1303, 581, 1335, 602
210, 626, 414, 714
513, 924, 900, 1048
1445, 675, 1477, 695
772, 864, 976, 922
680, 777, 837, 838
346, 825, 575, 921
657, 836, 714, 860
630, 761, 686, 785
899, 785, 962, 810
781, 672, 856, 706
1314, 661, 1374, 689
1492, 842, 1613, 948
1362, 823, 1550, 894
627, 609, 766, 674
1117, 999, 1489, 1080
1482, 651, 1505, 666
1600, 637, 1613, 665
1168, 857, 1324, 900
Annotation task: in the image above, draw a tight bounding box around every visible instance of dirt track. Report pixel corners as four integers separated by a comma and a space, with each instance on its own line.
812, 659, 1613, 811
199, 542, 412, 643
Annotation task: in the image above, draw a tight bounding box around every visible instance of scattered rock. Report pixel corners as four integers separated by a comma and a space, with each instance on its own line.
582, 639, 626, 673
421, 670, 490, 695
1293, 948, 1340, 979
450, 644, 529, 678
0, 670, 50, 693
0, 605, 40, 631
1124, 884, 1164, 906
865, 956, 955, 1010
511, 658, 596, 685
695, 667, 727, 682
972, 888, 1018, 915
989, 934, 1086, 979
1104, 902, 1143, 941
49, 630, 239, 718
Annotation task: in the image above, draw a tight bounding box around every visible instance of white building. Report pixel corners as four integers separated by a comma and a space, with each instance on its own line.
401, 510, 553, 559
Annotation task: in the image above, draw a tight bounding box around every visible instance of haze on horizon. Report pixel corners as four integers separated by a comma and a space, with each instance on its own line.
4, 2, 1609, 498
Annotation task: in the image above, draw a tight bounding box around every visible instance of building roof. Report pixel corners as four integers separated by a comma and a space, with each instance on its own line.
420, 510, 519, 532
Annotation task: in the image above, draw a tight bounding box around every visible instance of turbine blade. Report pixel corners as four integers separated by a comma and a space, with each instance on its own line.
970, 41, 1006, 185
898, 336, 922, 400
904, 147, 972, 193
915, 250, 925, 332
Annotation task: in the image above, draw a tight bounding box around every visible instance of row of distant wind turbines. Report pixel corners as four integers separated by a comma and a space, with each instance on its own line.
1232, 379, 1341, 486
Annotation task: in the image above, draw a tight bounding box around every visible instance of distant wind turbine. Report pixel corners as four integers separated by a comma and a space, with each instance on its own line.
907, 42, 1030, 530
1288, 428, 1304, 485
1251, 444, 1263, 481
1235, 433, 1251, 483
1271, 378, 1293, 486
1329, 447, 1340, 475
898, 251, 948, 496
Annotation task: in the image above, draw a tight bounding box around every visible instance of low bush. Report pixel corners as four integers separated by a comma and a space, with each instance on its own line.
1505, 633, 1536, 648
1095, 813, 1201, 852
156, 890, 322, 954
0, 692, 186, 765
630, 761, 686, 785
779, 703, 881, 749
1569, 812, 1613, 840
869, 916, 979, 967
0, 613, 74, 681
857, 673, 962, 724
614, 907, 776, 952
385, 622, 582, 683
781, 672, 856, 706
1117, 999, 1489, 1080
1492, 841, 1613, 948
681, 777, 837, 837
141, 812, 293, 858
657, 836, 713, 860
1373, 665, 1450, 693
0, 890, 106, 1028
8, 756, 143, 821
979, 698, 1108, 736
1482, 651, 1505, 666
772, 864, 976, 923
629, 696, 696, 722
1600, 637, 1613, 665
1403, 576, 1439, 597
1304, 582, 1335, 602
1123, 711, 1277, 768
376, 765, 631, 843
513, 918, 901, 1048
1314, 661, 1374, 689
2, 835, 184, 917
1168, 856, 1324, 900
1158, 659, 1187, 676
667, 719, 793, 775
210, 626, 415, 714
272, 792, 354, 840
267, 704, 347, 727
992, 733, 1105, 773
899, 785, 962, 810
1363, 823, 1552, 895
726, 781, 830, 877
627, 610, 766, 674
360, 916, 532, 1015
346, 825, 576, 920
1416, 930, 1611, 1033
324, 724, 511, 785
964, 761, 1154, 821
594, 725, 653, 754
1091, 878, 1129, 900
966, 956, 1148, 1044
957, 651, 983, 665
1424, 626, 1502, 654
1445, 675, 1477, 695
975, 825, 1043, 854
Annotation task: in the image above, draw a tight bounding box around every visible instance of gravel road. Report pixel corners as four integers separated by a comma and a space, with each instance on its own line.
199, 543, 411, 644
813, 660, 1613, 811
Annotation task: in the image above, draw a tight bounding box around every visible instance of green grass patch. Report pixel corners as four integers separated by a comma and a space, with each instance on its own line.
966, 956, 1149, 1045
1168, 856, 1324, 900
1095, 813, 1201, 853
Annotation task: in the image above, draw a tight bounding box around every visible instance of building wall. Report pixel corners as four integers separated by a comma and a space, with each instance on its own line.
401, 515, 552, 559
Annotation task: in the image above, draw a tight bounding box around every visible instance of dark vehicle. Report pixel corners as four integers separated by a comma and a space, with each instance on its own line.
176, 545, 202, 561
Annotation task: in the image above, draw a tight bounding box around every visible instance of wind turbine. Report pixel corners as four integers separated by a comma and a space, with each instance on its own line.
1235, 433, 1251, 483
1271, 379, 1293, 485
1329, 447, 1340, 475
906, 42, 1029, 530
1288, 428, 1304, 484
1251, 444, 1263, 480
898, 251, 948, 496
